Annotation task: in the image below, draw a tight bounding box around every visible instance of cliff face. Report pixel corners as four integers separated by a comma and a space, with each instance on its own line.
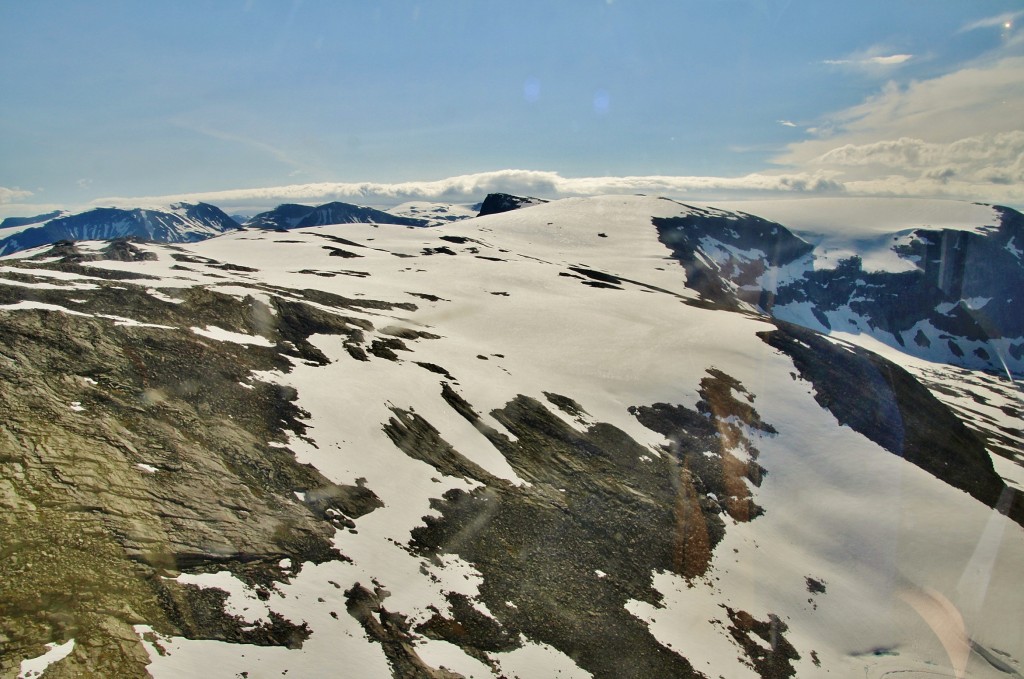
654, 201, 1024, 374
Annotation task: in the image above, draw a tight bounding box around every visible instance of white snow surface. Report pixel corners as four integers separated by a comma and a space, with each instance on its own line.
387, 201, 479, 223
770, 296, 1021, 375
0, 266, 107, 282
3, 194, 1020, 678
0, 301, 93, 316
18, 639, 75, 678
190, 325, 274, 346
826, 330, 1024, 490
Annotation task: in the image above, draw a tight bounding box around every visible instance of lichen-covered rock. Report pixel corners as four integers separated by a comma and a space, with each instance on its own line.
0, 280, 384, 676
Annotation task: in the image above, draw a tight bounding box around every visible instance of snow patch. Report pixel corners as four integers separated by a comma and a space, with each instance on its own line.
96, 314, 176, 329
18, 639, 75, 679
1005, 237, 1022, 260
491, 638, 594, 679
190, 325, 274, 346
962, 297, 991, 310
0, 301, 92, 316
146, 288, 183, 304
0, 276, 100, 291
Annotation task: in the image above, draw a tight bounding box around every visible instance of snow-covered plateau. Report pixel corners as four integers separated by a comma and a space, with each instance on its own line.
1, 194, 1021, 679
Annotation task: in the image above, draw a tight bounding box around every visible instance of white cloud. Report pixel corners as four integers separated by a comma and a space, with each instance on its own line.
0, 186, 33, 204
867, 54, 913, 66
786, 56, 1024, 155
959, 10, 1023, 33
90, 169, 845, 212
822, 44, 914, 72
773, 54, 1024, 205
824, 54, 913, 67
812, 131, 1024, 173
777, 120, 798, 128
805, 131, 1024, 203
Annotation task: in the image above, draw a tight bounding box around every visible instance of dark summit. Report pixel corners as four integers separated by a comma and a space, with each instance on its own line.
247, 202, 431, 230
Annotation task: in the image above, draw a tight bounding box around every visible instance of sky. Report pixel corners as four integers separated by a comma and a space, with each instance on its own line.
1, 0, 1023, 217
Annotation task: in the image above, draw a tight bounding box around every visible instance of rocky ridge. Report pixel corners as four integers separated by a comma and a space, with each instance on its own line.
653, 199, 1024, 375
0, 204, 240, 257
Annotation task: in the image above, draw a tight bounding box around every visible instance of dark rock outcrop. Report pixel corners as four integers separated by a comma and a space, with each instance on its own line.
653, 206, 812, 309
476, 193, 548, 217
403, 371, 775, 679
652, 203, 1024, 375
758, 320, 1022, 525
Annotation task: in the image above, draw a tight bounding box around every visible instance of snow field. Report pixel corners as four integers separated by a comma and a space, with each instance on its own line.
3, 194, 1021, 678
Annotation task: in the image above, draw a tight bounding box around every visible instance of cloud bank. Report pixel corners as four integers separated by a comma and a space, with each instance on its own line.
0, 187, 33, 205
822, 44, 914, 72
90, 169, 845, 212
775, 55, 1024, 205
812, 131, 1024, 173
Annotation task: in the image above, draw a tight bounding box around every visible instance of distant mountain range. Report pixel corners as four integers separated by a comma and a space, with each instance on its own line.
0, 210, 66, 229
0, 200, 458, 258
0, 198, 515, 257
0, 203, 240, 256
245, 202, 433, 229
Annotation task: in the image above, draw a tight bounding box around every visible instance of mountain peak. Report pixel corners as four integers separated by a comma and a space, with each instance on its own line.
247, 201, 431, 229
476, 192, 548, 216
0, 203, 240, 256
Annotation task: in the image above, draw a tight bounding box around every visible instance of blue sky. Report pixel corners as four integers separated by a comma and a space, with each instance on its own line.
1, 0, 1023, 216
